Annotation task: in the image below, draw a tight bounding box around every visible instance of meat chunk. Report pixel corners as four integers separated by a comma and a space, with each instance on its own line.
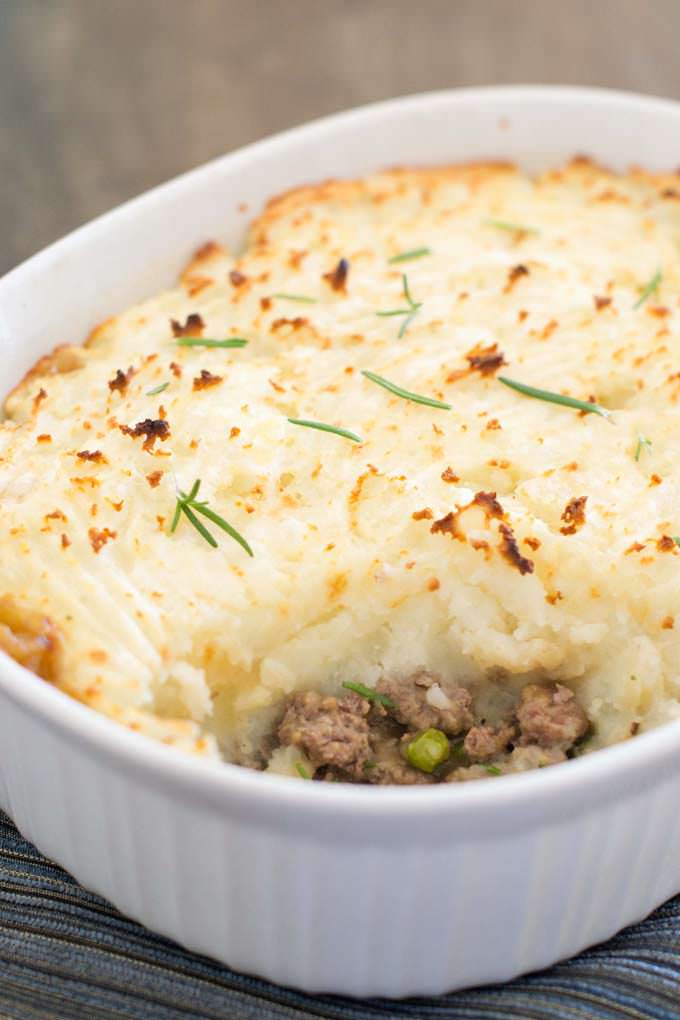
376, 671, 473, 735
516, 683, 588, 749
278, 690, 370, 777
463, 721, 516, 762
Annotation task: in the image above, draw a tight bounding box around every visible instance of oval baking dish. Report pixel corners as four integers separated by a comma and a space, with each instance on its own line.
2, 86, 680, 998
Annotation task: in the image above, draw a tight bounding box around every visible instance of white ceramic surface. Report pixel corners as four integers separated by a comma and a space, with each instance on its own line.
2, 86, 680, 998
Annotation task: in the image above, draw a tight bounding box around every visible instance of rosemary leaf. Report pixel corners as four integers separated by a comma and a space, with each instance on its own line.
171, 479, 253, 555
388, 247, 432, 264
176, 337, 248, 348
146, 382, 169, 396
498, 376, 613, 421
287, 418, 363, 443
361, 369, 452, 410
634, 434, 652, 461
485, 218, 538, 235
273, 293, 317, 304
342, 680, 395, 709
633, 268, 662, 310
376, 274, 422, 336
181, 503, 218, 548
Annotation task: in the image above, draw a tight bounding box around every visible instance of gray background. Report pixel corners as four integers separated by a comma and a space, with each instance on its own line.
1, 0, 677, 275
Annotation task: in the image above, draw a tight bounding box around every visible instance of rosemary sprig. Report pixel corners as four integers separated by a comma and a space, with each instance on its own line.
170, 479, 253, 556
342, 680, 395, 709
485, 218, 538, 235
146, 382, 169, 396
498, 376, 613, 421
485, 764, 503, 776
376, 273, 422, 337
388, 247, 432, 264
295, 763, 311, 779
633, 268, 662, 309
287, 418, 363, 443
634, 434, 652, 461
273, 293, 317, 304
176, 337, 248, 348
673, 537, 680, 548
361, 369, 452, 410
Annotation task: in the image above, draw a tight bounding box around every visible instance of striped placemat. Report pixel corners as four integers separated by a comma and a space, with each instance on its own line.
0, 811, 677, 1020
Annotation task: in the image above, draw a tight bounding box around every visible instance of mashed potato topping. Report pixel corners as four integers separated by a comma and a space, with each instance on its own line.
3, 158, 680, 766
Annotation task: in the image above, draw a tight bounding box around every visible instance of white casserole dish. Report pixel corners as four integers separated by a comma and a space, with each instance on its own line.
2, 85, 680, 998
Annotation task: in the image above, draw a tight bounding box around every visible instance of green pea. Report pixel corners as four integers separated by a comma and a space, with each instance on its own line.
405, 728, 450, 773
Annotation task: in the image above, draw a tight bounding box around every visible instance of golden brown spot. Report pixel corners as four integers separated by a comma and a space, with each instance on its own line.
121, 418, 170, 451
108, 500, 124, 512
485, 418, 502, 431
229, 427, 241, 439
546, 591, 563, 605
649, 473, 662, 487
625, 542, 646, 555
70, 476, 100, 490
88, 527, 116, 554
540, 319, 558, 341
524, 536, 541, 551
36, 434, 51, 444
427, 578, 440, 591
327, 572, 348, 599
77, 449, 106, 463
171, 313, 204, 338
594, 295, 612, 310
46, 510, 67, 522
230, 269, 248, 287
89, 649, 108, 663
473, 491, 505, 519
323, 258, 349, 294
441, 467, 459, 484
184, 275, 213, 297
630, 720, 640, 736
269, 378, 285, 393
60, 534, 70, 549
412, 508, 433, 521
108, 367, 134, 394
260, 296, 272, 312
169, 361, 182, 378
90, 504, 98, 518
648, 306, 670, 319
465, 342, 507, 377
146, 470, 163, 488
190, 240, 223, 263
498, 523, 534, 575
193, 370, 223, 391
504, 264, 529, 293
662, 615, 674, 630
271, 316, 308, 333
33, 388, 47, 412
156, 515, 166, 531
657, 535, 677, 552
518, 309, 528, 322
560, 496, 587, 536
430, 512, 461, 540
288, 250, 307, 269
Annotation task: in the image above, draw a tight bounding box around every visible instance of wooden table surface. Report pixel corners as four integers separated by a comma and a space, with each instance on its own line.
1, 0, 678, 276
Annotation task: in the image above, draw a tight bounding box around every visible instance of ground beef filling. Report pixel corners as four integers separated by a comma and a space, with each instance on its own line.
272, 676, 589, 784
